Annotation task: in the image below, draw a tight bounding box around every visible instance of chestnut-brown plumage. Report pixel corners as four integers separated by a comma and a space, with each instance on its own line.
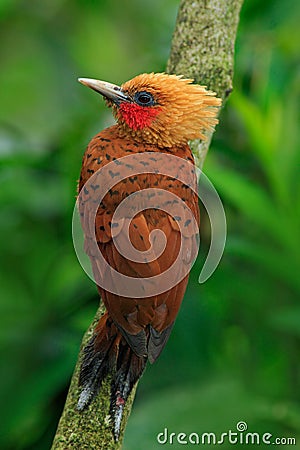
77, 73, 221, 439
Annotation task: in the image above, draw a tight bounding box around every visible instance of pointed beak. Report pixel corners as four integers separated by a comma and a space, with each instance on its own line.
78, 78, 130, 105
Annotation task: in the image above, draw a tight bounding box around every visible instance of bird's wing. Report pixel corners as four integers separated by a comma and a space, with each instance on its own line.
78, 128, 199, 360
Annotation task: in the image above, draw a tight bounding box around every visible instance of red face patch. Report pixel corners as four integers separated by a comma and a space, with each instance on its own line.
119, 102, 161, 130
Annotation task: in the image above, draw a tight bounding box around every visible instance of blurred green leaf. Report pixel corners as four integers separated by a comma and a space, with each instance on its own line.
206, 160, 299, 258
269, 307, 300, 337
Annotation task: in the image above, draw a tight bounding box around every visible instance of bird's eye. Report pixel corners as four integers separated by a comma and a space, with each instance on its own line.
134, 91, 155, 106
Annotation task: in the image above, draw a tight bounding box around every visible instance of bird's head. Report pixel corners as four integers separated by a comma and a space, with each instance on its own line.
79, 72, 221, 148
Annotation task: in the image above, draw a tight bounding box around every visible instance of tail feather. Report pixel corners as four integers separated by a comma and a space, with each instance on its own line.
148, 323, 174, 363
77, 334, 109, 410
110, 345, 146, 439
77, 314, 117, 410
77, 313, 146, 441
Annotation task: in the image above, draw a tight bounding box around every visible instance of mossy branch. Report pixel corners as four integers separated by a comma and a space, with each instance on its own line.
167, 0, 243, 168
51, 0, 243, 448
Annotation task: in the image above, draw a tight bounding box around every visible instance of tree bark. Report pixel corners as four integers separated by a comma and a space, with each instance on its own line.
51, 0, 243, 448
167, 0, 243, 168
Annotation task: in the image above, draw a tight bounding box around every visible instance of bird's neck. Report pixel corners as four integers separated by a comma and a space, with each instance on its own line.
116, 120, 190, 148
112, 102, 190, 148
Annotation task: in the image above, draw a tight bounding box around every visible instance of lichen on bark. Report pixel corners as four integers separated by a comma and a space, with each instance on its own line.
51, 0, 243, 448
167, 0, 243, 168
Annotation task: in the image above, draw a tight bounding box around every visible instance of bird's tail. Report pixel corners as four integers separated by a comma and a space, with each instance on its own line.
77, 312, 146, 440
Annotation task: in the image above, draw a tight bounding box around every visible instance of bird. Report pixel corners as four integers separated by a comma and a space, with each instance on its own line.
76, 72, 221, 440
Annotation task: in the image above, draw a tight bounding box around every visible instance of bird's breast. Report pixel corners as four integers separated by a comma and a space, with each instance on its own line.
79, 126, 199, 235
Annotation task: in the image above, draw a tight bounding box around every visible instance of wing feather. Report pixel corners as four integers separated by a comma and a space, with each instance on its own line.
78, 126, 199, 359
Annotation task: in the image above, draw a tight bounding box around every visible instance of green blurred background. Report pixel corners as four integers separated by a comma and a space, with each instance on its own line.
0, 0, 299, 448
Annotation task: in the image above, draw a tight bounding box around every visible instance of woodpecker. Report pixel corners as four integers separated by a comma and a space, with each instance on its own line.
77, 73, 221, 439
